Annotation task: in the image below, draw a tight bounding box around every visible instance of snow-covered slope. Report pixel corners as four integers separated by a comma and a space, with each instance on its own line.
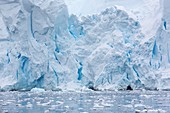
0, 0, 168, 91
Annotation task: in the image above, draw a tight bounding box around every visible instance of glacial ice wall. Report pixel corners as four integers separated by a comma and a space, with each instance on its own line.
0, 0, 168, 91
0, 0, 69, 90
150, 0, 170, 90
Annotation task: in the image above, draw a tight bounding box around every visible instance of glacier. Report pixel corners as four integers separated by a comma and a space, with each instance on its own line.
0, 0, 169, 91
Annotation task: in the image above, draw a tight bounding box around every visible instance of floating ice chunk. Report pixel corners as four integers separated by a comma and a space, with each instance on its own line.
44, 110, 50, 113
30, 87, 45, 92
26, 102, 33, 108
93, 103, 104, 108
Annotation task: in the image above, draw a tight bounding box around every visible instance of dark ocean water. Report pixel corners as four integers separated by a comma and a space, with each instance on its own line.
0, 91, 170, 113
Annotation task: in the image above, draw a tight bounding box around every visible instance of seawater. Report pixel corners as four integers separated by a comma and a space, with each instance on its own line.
0, 91, 170, 113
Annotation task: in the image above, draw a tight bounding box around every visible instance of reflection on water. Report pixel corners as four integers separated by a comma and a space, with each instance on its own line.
0, 91, 169, 113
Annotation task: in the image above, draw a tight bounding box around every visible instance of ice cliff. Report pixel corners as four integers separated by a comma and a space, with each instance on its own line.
0, 0, 169, 91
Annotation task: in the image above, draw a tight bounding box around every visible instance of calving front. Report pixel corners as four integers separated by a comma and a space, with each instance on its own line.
0, 0, 169, 91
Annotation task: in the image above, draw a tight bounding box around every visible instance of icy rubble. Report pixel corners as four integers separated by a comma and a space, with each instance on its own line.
0, 0, 168, 91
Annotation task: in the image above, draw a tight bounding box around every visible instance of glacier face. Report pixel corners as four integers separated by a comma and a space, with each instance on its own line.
0, 0, 69, 90
151, 0, 170, 90
0, 0, 168, 91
